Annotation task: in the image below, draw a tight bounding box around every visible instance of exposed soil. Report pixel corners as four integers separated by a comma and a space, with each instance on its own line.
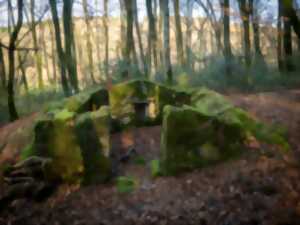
1, 91, 300, 225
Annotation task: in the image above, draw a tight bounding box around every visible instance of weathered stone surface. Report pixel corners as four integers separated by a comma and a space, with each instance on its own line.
191, 88, 233, 116
75, 106, 112, 184
191, 88, 290, 151
22, 107, 112, 184
110, 80, 191, 127
29, 110, 83, 183
45, 87, 109, 115
160, 88, 290, 175
160, 105, 248, 175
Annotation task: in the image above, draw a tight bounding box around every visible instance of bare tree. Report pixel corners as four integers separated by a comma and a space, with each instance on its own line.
146, 0, 158, 73
0, 46, 6, 88
133, 0, 147, 76
103, 0, 109, 79
238, 0, 251, 67
173, 0, 185, 66
82, 0, 96, 84
49, 0, 70, 96
221, 0, 232, 76
29, 0, 44, 89
7, 0, 24, 121
161, 0, 173, 83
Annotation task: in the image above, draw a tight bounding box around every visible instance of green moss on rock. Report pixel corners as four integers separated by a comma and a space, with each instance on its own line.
160, 105, 246, 175
75, 106, 112, 185
44, 87, 109, 115
23, 107, 113, 184
110, 79, 191, 127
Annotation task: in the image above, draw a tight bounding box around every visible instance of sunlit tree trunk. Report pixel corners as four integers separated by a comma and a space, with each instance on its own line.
7, 0, 24, 121
63, 0, 79, 92
30, 0, 44, 90
40, 24, 51, 85
119, 0, 126, 59
82, 0, 96, 84
158, 0, 164, 68
48, 20, 57, 87
133, 0, 147, 76
0, 47, 6, 88
18, 53, 29, 93
238, 0, 251, 67
146, 0, 158, 74
173, 0, 185, 66
49, 0, 70, 96
161, 0, 173, 84
185, 0, 194, 70
103, 0, 109, 79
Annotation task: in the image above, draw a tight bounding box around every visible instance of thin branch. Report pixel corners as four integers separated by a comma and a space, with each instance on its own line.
0, 41, 38, 51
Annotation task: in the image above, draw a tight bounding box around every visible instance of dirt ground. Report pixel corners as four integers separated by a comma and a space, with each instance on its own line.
1, 91, 300, 225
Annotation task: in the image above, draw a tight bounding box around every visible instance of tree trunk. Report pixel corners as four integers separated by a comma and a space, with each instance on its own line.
282, 0, 300, 39
7, 0, 24, 121
221, 0, 232, 76
48, 20, 57, 87
123, 0, 134, 78
277, 0, 284, 71
238, 0, 251, 67
103, 0, 109, 79
185, 0, 194, 70
18, 53, 29, 93
249, 0, 266, 67
49, 0, 70, 96
158, 0, 164, 68
146, 0, 158, 74
82, 0, 96, 84
40, 24, 51, 84
0, 47, 6, 88
161, 0, 173, 84
173, 0, 185, 66
133, 0, 147, 76
30, 0, 44, 90
63, 0, 79, 93
119, 0, 126, 59
283, 17, 294, 71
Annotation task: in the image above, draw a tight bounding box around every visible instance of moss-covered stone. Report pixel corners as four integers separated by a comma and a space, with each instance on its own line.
160, 105, 245, 175
109, 80, 191, 127
31, 110, 83, 183
191, 88, 290, 151
191, 88, 233, 116
44, 87, 109, 115
75, 106, 112, 185
23, 107, 113, 184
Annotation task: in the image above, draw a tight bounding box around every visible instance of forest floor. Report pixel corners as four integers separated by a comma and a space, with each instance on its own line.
1, 90, 300, 225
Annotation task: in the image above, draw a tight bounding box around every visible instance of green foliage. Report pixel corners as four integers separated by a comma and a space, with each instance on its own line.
116, 176, 137, 193
150, 159, 161, 177
20, 142, 35, 161
133, 156, 146, 165
170, 56, 300, 92
54, 109, 75, 121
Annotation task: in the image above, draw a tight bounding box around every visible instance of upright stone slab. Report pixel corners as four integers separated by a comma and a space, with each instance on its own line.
160, 105, 246, 175
32, 110, 83, 183
75, 106, 112, 185
26, 107, 113, 184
